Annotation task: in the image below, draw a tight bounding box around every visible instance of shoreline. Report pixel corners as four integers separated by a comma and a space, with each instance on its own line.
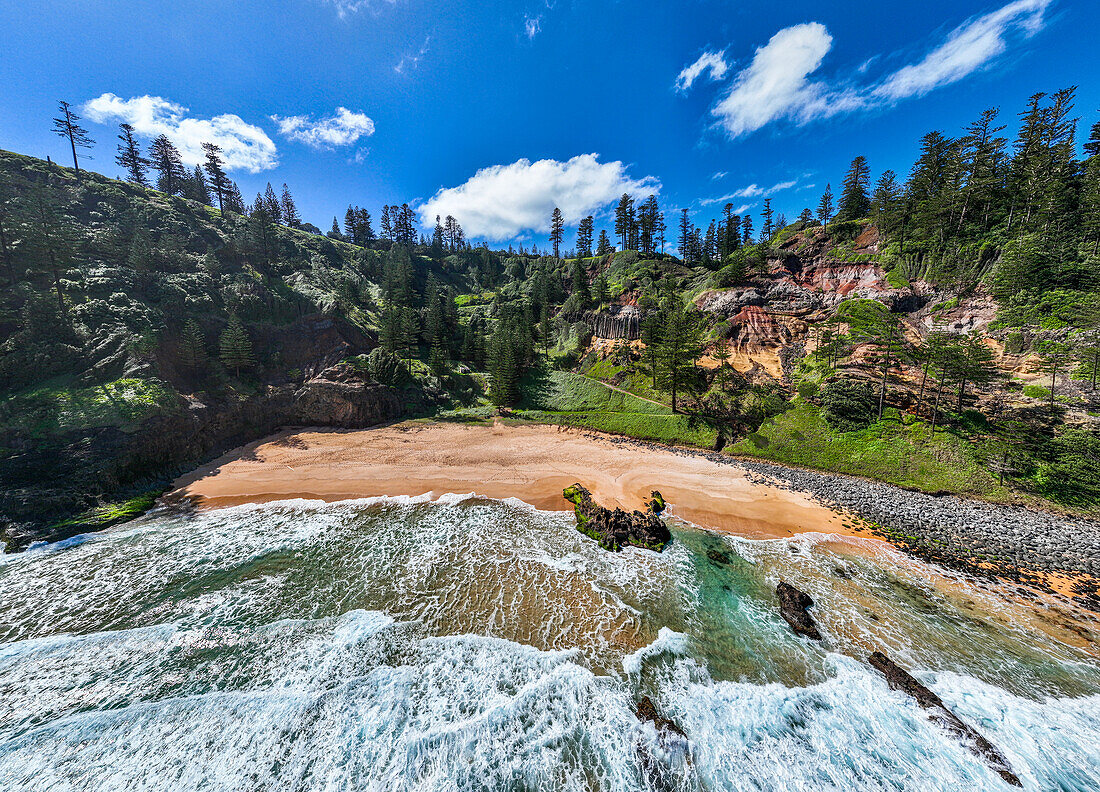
169, 421, 860, 543
168, 419, 1100, 615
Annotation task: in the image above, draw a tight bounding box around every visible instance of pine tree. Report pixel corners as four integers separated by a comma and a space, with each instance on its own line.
115, 124, 149, 186
570, 257, 589, 300
678, 209, 693, 264
185, 165, 212, 205
329, 217, 342, 240
577, 216, 594, 257
219, 314, 254, 376
443, 215, 464, 250
226, 182, 247, 214
652, 299, 705, 412
838, 156, 871, 221
817, 184, 834, 232
264, 183, 282, 223
432, 215, 445, 250
871, 170, 902, 232
149, 135, 185, 195
761, 198, 774, 241
741, 215, 753, 246
52, 100, 94, 172
178, 319, 207, 371
25, 186, 73, 312
202, 143, 230, 213
703, 220, 717, 264
596, 229, 613, 256
614, 194, 635, 250
549, 207, 565, 258
280, 185, 301, 227
380, 205, 393, 241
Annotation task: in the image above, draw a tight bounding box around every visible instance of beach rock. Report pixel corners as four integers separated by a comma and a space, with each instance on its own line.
648, 490, 666, 513
634, 696, 690, 792
868, 651, 1021, 787
776, 581, 823, 640
562, 484, 671, 552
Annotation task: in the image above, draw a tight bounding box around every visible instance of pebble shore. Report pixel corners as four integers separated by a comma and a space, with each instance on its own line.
597, 433, 1100, 609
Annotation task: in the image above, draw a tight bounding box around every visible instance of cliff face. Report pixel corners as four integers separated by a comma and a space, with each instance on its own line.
0, 363, 412, 551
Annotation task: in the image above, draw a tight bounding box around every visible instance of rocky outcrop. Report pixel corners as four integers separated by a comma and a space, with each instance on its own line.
562, 484, 671, 552
634, 696, 691, 792
776, 581, 823, 640
869, 652, 1021, 787
570, 305, 641, 340
0, 363, 412, 552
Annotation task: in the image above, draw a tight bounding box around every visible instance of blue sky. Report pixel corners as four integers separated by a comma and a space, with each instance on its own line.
1, 0, 1097, 249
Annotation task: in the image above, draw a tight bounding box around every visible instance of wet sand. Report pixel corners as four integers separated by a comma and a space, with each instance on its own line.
169, 421, 859, 541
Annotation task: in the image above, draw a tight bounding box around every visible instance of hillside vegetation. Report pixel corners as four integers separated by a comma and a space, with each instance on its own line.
3, 84, 1100, 546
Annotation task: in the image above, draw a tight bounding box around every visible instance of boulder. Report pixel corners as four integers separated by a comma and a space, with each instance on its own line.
776, 581, 823, 640
869, 651, 1021, 787
634, 696, 690, 792
562, 484, 671, 552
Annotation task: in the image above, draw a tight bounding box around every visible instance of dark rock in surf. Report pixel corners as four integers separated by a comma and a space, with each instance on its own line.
776, 581, 823, 640
562, 484, 671, 552
634, 696, 690, 792
635, 696, 686, 738
868, 651, 1021, 787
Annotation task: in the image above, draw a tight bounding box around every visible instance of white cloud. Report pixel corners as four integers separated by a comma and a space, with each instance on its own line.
734, 180, 797, 198
711, 23, 834, 138
273, 108, 375, 149
711, 171, 728, 180
83, 93, 277, 173
874, 0, 1050, 100
702, 179, 798, 205
703, 0, 1051, 138
418, 154, 660, 241
524, 15, 541, 39
675, 50, 729, 92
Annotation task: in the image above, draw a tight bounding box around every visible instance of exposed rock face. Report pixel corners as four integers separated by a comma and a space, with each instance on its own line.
562, 483, 671, 552
869, 652, 1022, 787
0, 362, 410, 552
573, 305, 642, 340
776, 581, 823, 640
292, 362, 404, 426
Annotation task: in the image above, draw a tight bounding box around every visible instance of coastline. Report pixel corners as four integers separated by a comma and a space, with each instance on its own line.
167, 419, 1100, 616
168, 421, 859, 542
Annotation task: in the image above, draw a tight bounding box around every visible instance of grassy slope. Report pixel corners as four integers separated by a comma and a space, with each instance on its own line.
728, 401, 1011, 499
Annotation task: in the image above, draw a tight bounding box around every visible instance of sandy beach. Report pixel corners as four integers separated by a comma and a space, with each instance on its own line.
169, 420, 858, 541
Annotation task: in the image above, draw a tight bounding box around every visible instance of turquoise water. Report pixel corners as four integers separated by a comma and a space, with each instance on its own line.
0, 495, 1097, 791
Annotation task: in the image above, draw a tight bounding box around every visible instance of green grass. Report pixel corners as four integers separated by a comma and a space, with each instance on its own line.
1023, 384, 1051, 399
582, 359, 668, 403
885, 266, 911, 289
1, 377, 181, 436
507, 369, 716, 447
727, 402, 1009, 499
511, 410, 717, 447
519, 370, 669, 414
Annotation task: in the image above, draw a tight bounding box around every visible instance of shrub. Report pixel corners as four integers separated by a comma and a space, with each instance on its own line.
796, 380, 819, 400
365, 347, 408, 387
819, 378, 877, 431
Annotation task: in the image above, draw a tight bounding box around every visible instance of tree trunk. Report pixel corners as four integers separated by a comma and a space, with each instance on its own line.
930, 367, 947, 438
877, 350, 889, 421
957, 379, 967, 413
917, 362, 930, 417
1050, 359, 1058, 413
69, 133, 80, 173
